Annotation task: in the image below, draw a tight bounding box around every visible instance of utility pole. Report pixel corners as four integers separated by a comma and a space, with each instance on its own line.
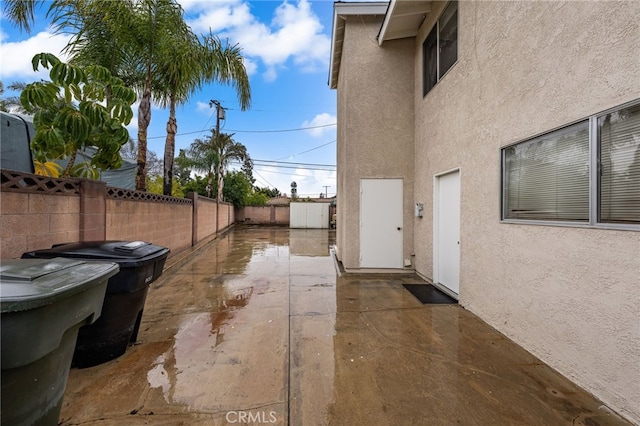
209, 100, 225, 201
209, 99, 225, 231
323, 185, 330, 198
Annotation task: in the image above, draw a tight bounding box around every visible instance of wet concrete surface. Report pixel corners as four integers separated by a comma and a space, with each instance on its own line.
59, 226, 631, 425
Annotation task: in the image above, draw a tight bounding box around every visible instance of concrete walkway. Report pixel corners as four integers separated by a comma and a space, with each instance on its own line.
59, 226, 630, 425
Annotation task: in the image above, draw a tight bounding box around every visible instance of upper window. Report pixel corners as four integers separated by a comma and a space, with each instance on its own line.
502, 102, 640, 228
423, 1, 458, 96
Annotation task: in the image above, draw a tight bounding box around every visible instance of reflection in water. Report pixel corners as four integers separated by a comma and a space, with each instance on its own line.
145, 227, 337, 414
147, 354, 170, 401
147, 287, 253, 406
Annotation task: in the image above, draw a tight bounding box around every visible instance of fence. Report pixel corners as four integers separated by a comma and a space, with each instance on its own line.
0, 169, 235, 259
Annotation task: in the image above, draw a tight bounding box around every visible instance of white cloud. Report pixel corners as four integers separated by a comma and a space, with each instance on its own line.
182, 0, 330, 81
253, 165, 336, 198
302, 113, 337, 138
196, 101, 210, 112
0, 31, 71, 81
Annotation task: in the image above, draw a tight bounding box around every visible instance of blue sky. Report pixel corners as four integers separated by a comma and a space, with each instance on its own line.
0, 0, 346, 197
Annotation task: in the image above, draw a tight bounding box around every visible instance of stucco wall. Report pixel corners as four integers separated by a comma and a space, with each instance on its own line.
106, 199, 192, 254
336, 15, 415, 270
1, 192, 80, 258
411, 1, 640, 421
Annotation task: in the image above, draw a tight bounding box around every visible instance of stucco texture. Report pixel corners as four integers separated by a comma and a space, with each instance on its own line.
336, 15, 415, 270
410, 1, 640, 421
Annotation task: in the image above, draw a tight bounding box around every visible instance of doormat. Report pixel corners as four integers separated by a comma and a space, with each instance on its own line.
402, 284, 457, 304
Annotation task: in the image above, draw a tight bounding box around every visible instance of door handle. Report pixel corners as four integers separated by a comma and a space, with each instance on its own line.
397, 227, 402, 230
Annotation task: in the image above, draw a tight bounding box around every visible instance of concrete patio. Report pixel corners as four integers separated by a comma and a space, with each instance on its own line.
59, 226, 630, 425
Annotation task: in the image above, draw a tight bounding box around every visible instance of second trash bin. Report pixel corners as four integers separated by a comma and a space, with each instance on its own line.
22, 241, 170, 368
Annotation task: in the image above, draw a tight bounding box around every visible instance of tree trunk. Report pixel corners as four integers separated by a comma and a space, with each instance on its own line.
62, 149, 78, 178
163, 96, 177, 196
217, 157, 224, 202
136, 70, 152, 192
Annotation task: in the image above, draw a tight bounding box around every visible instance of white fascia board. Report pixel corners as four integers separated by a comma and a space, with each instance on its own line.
378, 0, 398, 46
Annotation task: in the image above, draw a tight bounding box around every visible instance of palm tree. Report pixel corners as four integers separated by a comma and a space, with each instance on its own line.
2, 0, 41, 32
155, 33, 251, 196
0, 81, 28, 113
180, 135, 219, 198
180, 131, 251, 200
212, 132, 250, 202
128, 0, 192, 192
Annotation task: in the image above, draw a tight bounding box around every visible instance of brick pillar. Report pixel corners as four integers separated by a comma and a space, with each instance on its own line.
270, 205, 276, 223
187, 192, 198, 246
79, 179, 106, 241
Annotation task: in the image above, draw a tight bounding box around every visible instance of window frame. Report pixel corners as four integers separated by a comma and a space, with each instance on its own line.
422, 1, 458, 97
500, 99, 640, 232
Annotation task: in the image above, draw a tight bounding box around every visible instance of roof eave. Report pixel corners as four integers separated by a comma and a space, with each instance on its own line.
329, 2, 390, 89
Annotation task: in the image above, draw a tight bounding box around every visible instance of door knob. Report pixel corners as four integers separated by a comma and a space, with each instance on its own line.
397, 227, 402, 230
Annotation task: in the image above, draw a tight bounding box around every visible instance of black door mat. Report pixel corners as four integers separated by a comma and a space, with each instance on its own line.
402, 284, 458, 304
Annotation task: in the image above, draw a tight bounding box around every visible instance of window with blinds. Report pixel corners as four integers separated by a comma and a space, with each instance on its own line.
502, 101, 640, 227
504, 122, 590, 221
599, 104, 640, 224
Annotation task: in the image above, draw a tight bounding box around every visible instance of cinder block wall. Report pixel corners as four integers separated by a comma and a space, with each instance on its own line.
195, 197, 218, 242
241, 206, 290, 225
1, 191, 80, 257
0, 170, 237, 259
106, 199, 193, 255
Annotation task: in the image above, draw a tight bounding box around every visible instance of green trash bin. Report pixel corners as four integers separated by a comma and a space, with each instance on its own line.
1, 258, 119, 426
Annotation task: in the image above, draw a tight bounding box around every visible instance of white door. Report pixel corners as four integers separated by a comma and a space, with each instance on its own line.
360, 179, 403, 268
434, 170, 460, 296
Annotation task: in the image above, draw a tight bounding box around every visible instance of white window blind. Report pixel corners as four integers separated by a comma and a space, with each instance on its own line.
504, 122, 590, 221
599, 104, 640, 223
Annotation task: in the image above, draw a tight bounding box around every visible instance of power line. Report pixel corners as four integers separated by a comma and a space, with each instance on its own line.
252, 159, 336, 167
275, 140, 336, 160
253, 164, 335, 171
226, 123, 336, 133
252, 167, 337, 177
144, 123, 336, 140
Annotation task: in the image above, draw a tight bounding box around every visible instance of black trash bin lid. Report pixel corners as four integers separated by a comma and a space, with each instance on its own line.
0, 258, 119, 312
23, 241, 169, 268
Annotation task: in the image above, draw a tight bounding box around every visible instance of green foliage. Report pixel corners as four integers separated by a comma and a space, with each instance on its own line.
223, 171, 252, 207
147, 175, 185, 197
20, 53, 136, 177
183, 175, 210, 197
255, 186, 281, 199
245, 192, 269, 206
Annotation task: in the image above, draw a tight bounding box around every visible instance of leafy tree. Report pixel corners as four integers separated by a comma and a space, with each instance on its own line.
20, 53, 135, 178
147, 175, 184, 197
121, 138, 163, 177
174, 149, 192, 187
245, 191, 269, 206
223, 171, 252, 207
156, 32, 251, 196
255, 186, 282, 199
3, 0, 252, 197
183, 175, 209, 197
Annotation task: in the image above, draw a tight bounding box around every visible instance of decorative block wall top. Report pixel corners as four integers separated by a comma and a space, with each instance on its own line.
1, 169, 80, 195
106, 187, 193, 205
